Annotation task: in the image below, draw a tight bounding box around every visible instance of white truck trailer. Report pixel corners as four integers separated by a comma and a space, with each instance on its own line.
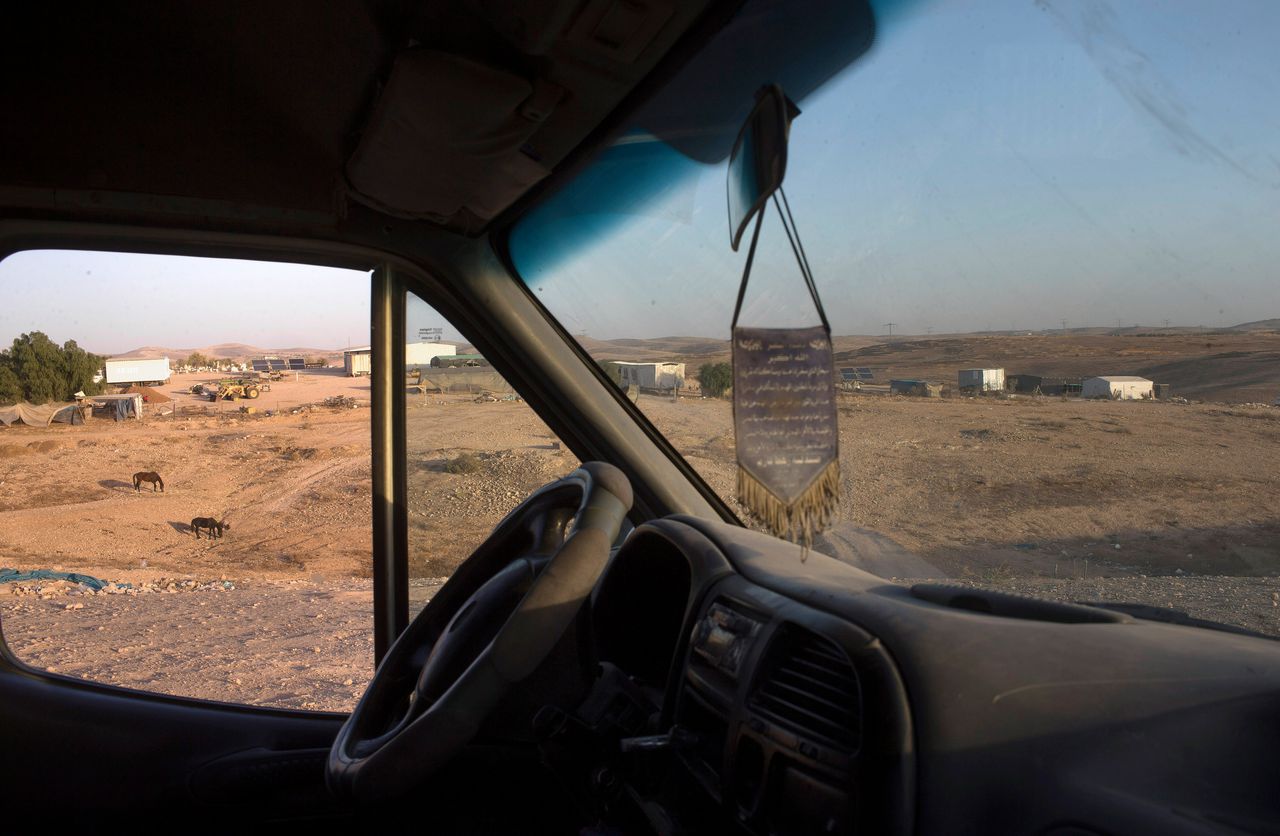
104, 357, 172, 385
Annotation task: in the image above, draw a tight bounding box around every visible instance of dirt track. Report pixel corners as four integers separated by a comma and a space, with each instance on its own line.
2, 379, 1278, 712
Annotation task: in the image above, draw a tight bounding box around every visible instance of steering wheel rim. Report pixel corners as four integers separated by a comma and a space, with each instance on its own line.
327, 461, 632, 801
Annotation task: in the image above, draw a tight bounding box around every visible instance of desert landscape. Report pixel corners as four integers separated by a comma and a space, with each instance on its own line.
2, 330, 1279, 712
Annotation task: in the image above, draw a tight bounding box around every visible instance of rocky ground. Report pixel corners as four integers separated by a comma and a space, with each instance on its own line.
1, 380, 1277, 713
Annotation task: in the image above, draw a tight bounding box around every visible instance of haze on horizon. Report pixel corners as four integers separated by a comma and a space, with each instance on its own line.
1, 243, 1275, 359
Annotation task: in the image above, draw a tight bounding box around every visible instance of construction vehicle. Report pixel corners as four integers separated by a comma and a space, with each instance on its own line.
212, 378, 261, 401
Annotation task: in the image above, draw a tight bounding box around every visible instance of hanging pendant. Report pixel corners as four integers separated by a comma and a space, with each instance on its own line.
732, 324, 840, 547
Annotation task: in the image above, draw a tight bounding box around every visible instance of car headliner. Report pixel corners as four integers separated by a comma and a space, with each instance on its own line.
0, 1, 874, 245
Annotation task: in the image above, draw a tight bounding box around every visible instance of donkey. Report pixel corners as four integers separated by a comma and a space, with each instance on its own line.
133, 471, 164, 492
191, 517, 230, 539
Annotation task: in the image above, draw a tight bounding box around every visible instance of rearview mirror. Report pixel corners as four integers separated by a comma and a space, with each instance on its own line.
727, 85, 799, 250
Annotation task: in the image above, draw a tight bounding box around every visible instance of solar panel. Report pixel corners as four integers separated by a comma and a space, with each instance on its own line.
251, 359, 270, 372
856, 367, 875, 381
287, 358, 305, 370
839, 368, 857, 381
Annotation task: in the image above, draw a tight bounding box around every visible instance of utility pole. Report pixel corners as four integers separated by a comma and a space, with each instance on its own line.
883, 322, 895, 337
1162, 319, 1170, 328
1061, 318, 1068, 335
925, 326, 933, 336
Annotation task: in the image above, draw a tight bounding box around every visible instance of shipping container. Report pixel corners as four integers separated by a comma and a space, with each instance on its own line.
958, 368, 1005, 392
104, 357, 171, 385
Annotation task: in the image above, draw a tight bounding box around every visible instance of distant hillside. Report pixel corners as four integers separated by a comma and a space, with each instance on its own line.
100, 329, 1280, 403
1134, 351, 1280, 402
1228, 319, 1280, 332
105, 344, 345, 360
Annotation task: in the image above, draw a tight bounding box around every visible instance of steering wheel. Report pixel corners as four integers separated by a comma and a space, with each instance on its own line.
327, 461, 632, 801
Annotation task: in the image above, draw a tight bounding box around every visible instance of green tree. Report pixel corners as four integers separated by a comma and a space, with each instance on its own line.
62, 339, 104, 396
0, 363, 21, 405
0, 332, 105, 405
697, 362, 733, 398
186, 351, 211, 369
6, 332, 64, 403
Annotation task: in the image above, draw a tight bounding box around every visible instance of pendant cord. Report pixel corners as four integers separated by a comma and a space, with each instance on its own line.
730, 208, 765, 330
729, 186, 829, 334
774, 188, 830, 334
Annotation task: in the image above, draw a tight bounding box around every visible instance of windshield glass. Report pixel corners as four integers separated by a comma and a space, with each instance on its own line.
509, 0, 1280, 636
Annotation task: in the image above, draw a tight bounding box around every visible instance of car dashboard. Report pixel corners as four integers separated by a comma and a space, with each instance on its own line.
578, 515, 1280, 836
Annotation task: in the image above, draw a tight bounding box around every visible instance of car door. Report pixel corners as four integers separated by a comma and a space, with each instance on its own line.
0, 249, 390, 826
0, 254, 508, 825
0, 233, 724, 827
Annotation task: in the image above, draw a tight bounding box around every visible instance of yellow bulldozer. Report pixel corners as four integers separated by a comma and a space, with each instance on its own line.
209, 378, 261, 401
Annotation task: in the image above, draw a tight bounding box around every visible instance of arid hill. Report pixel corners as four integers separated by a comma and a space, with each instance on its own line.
567, 330, 1279, 403
102, 343, 346, 362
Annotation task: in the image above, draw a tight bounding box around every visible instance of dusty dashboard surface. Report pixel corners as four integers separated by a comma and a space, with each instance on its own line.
589, 517, 914, 836
585, 516, 1280, 836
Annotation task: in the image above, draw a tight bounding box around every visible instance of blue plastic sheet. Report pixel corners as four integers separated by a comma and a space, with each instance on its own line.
0, 568, 113, 591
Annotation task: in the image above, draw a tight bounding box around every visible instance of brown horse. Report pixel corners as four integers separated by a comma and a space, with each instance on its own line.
133, 471, 164, 492
191, 517, 229, 539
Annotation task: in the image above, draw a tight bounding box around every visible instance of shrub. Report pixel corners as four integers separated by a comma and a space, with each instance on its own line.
698, 362, 733, 398
443, 451, 483, 474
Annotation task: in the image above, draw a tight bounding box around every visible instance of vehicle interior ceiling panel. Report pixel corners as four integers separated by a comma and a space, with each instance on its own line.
0, 0, 719, 235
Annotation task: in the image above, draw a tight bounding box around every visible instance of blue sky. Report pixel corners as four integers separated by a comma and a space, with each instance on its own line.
513, 0, 1280, 338
3, 0, 1278, 350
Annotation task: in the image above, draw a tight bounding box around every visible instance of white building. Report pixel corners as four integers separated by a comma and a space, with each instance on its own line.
1083, 376, 1153, 400
405, 342, 455, 369
613, 361, 685, 390
958, 368, 1005, 392
344, 342, 456, 376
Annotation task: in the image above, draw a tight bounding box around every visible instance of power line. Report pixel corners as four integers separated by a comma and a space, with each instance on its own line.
883, 322, 895, 337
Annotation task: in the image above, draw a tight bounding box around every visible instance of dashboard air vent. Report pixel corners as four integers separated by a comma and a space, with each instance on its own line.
749, 626, 860, 753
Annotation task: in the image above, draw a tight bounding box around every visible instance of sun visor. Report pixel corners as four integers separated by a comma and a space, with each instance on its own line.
346, 50, 560, 225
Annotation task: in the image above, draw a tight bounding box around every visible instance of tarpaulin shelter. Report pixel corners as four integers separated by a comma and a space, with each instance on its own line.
87, 393, 143, 420
52, 405, 84, 424
0, 402, 84, 427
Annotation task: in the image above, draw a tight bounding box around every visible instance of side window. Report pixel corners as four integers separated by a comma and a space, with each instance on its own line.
0, 250, 374, 710
404, 291, 578, 614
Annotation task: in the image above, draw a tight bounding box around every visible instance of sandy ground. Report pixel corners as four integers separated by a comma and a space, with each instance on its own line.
0, 376, 577, 710
155, 368, 373, 414
2, 380, 1278, 713
642, 392, 1280, 636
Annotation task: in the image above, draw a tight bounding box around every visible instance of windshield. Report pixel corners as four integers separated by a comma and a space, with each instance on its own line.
509, 0, 1280, 635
